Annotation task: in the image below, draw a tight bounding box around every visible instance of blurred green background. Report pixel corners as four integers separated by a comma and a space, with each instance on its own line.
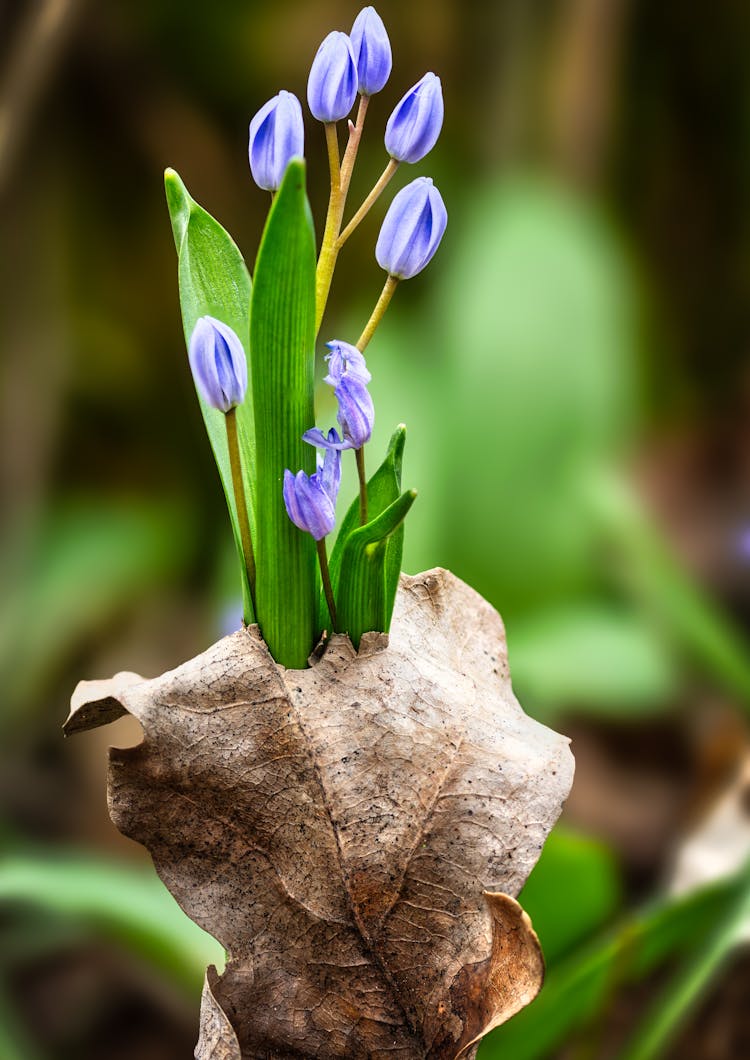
3, 0, 750, 1056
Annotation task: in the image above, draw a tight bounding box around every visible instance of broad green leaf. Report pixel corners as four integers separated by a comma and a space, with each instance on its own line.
508, 602, 679, 719
324, 425, 406, 630
479, 870, 746, 1060
250, 160, 317, 668
337, 489, 417, 647
0, 852, 224, 994
164, 168, 255, 623
518, 827, 622, 964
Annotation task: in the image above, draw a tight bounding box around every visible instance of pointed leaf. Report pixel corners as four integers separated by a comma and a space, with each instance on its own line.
325, 426, 406, 632
164, 168, 255, 622
337, 488, 416, 647
250, 160, 317, 667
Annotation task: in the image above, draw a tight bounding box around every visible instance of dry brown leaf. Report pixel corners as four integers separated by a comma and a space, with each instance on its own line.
65, 568, 574, 1059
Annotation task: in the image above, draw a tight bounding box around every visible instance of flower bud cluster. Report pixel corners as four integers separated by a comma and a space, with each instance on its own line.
247, 6, 445, 190
286, 342, 374, 541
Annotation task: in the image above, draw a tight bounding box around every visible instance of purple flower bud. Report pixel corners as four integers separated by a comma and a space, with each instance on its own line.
283, 465, 337, 540
188, 316, 247, 412
324, 340, 372, 387
248, 91, 304, 191
307, 31, 358, 123
336, 375, 374, 448
376, 176, 447, 279
350, 7, 392, 96
384, 72, 444, 163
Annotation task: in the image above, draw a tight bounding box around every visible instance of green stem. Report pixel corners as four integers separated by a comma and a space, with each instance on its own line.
357, 275, 399, 352
317, 537, 337, 630
225, 407, 256, 611
355, 446, 368, 525
337, 158, 399, 249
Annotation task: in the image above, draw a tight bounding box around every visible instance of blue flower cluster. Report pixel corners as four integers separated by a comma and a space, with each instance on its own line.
193, 7, 447, 554
286, 342, 375, 535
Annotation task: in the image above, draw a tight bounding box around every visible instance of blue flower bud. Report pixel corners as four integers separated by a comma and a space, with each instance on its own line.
283, 463, 338, 540
307, 31, 358, 123
323, 340, 371, 387
248, 91, 304, 191
384, 72, 444, 163
188, 316, 247, 412
350, 7, 392, 96
336, 375, 374, 448
376, 176, 447, 279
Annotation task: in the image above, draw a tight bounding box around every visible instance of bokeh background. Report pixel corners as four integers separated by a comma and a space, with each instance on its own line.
3, 0, 750, 1056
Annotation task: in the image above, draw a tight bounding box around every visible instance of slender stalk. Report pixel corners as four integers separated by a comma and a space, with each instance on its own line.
315, 122, 343, 334
355, 446, 368, 525
225, 407, 256, 610
357, 275, 399, 352
315, 100, 370, 335
339, 95, 369, 200
317, 538, 338, 630
337, 158, 399, 248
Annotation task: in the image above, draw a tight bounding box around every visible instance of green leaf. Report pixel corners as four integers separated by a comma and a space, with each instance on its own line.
164, 167, 255, 623
250, 160, 317, 668
0, 851, 225, 995
337, 488, 417, 648
325, 426, 406, 630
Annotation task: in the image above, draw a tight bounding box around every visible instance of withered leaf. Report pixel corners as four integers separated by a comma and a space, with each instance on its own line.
66, 569, 574, 1059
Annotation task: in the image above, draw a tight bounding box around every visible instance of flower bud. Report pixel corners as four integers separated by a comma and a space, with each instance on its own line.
384, 72, 444, 164
323, 340, 371, 387
336, 375, 374, 448
189, 316, 247, 412
376, 176, 447, 280
307, 31, 358, 123
283, 464, 338, 541
350, 7, 392, 96
248, 91, 304, 191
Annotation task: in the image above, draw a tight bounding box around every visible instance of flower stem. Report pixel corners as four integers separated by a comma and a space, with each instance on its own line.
315, 100, 369, 337
225, 407, 256, 612
337, 158, 399, 249
355, 446, 368, 525
317, 537, 337, 630
357, 275, 399, 352
340, 95, 368, 201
